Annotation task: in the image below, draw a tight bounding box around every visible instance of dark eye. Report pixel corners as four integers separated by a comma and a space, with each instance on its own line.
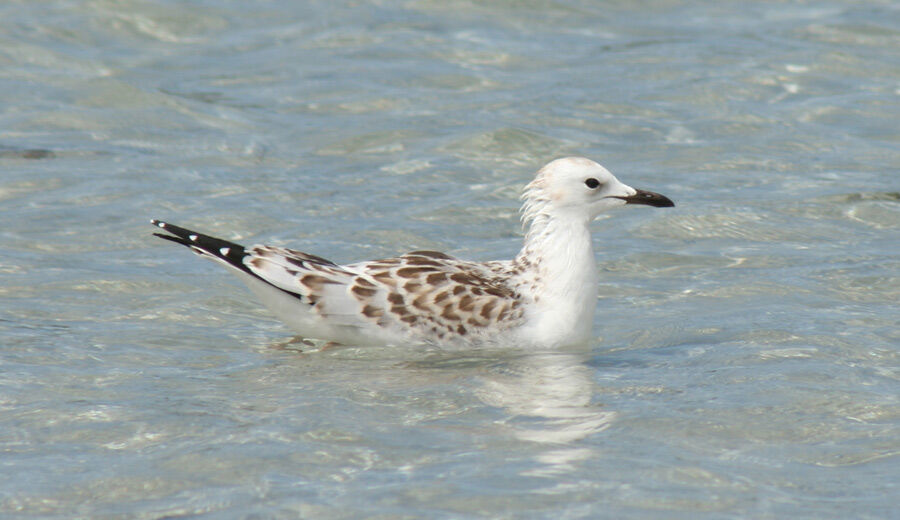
585, 178, 601, 189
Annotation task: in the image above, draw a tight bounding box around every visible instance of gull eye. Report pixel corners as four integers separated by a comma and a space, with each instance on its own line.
584, 178, 601, 189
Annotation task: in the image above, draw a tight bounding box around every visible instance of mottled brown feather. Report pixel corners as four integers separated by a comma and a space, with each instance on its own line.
480, 300, 496, 319
362, 305, 383, 318
441, 306, 460, 321
354, 277, 376, 288
425, 272, 447, 285
407, 250, 454, 259
412, 295, 431, 311
449, 272, 478, 285
301, 274, 340, 290
404, 257, 445, 267
372, 271, 397, 286
397, 266, 434, 278
351, 285, 377, 298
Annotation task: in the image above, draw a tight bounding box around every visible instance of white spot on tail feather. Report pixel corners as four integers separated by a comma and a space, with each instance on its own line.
220, 247, 230, 256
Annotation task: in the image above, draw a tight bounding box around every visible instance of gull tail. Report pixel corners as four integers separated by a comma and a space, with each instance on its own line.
151, 219, 254, 276
151, 219, 309, 318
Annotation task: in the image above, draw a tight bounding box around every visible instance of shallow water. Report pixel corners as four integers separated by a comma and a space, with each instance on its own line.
1, 0, 898, 518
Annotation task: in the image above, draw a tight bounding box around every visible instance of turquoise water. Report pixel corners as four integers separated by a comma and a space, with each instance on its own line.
1, 1, 898, 517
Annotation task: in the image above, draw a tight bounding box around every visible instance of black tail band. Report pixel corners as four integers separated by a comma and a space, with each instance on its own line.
151, 219, 307, 303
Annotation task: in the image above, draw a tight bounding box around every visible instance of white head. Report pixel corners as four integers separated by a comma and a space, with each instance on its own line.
521, 157, 673, 226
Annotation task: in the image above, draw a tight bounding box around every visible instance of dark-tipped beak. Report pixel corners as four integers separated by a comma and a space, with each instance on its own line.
615, 188, 675, 208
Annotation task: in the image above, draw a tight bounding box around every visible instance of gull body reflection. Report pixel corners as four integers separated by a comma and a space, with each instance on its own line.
475, 351, 616, 475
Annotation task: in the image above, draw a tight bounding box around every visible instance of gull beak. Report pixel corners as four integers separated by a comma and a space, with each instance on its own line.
615, 188, 675, 208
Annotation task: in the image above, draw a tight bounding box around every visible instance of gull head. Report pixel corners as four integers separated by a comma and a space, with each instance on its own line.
521, 157, 674, 225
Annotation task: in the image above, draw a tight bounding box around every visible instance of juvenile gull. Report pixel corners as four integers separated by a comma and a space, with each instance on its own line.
152, 157, 673, 348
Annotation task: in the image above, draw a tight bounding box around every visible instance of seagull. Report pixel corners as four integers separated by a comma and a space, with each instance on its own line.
152, 157, 673, 348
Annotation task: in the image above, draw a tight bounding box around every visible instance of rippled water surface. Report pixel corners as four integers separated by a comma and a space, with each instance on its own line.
2, 1, 898, 518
